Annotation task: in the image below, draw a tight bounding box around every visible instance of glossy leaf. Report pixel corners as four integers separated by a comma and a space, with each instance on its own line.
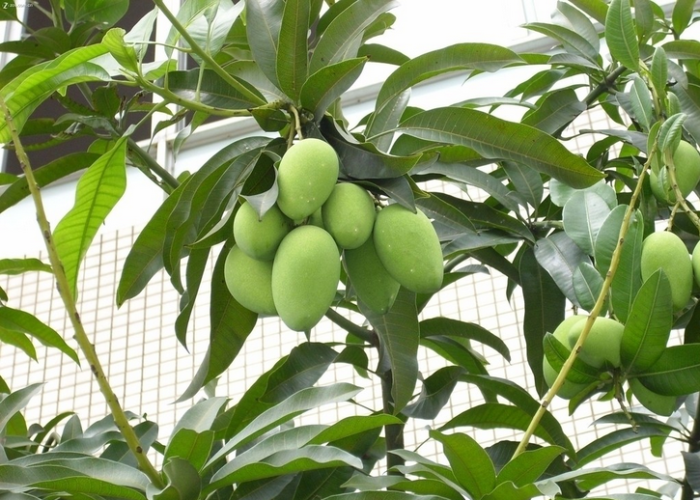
543, 334, 601, 384
176, 246, 257, 402
0, 258, 51, 275
637, 344, 700, 396
0, 307, 79, 363
430, 430, 496, 499
502, 161, 544, 209
657, 112, 686, 155
53, 140, 127, 300
534, 231, 588, 306
605, 0, 639, 71
309, 414, 401, 445
148, 458, 200, 500
399, 107, 604, 188
0, 383, 42, 433
301, 58, 366, 120
173, 397, 229, 434
524, 22, 598, 61
209, 383, 362, 467
165, 70, 263, 109
276, 0, 309, 101
572, 262, 605, 313
0, 44, 110, 142
620, 270, 673, 374
496, 446, 565, 486
402, 367, 464, 420
0, 328, 36, 360
246, 0, 284, 87
650, 47, 668, 98
414, 193, 477, 236
576, 427, 671, 467
521, 88, 586, 135
420, 317, 510, 361
538, 463, 673, 493
309, 0, 396, 74
670, 83, 700, 145
557, 1, 600, 53
629, 75, 654, 131
519, 246, 565, 396
563, 190, 611, 255
360, 288, 419, 413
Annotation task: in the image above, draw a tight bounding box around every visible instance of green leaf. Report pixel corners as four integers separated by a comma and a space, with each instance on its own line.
572, 262, 605, 313
360, 288, 419, 413
0, 44, 110, 143
399, 107, 603, 188
309, 414, 401, 445
0, 383, 42, 433
605, 0, 640, 71
563, 190, 611, 255
0, 259, 51, 275
420, 317, 510, 361
575, 427, 671, 466
0, 307, 79, 363
519, 246, 566, 396
0, 327, 36, 360
521, 88, 586, 135
0, 153, 100, 216
246, 0, 284, 88
650, 47, 668, 98
413, 192, 477, 237
208, 383, 362, 467
502, 161, 544, 209
670, 83, 700, 145
309, 0, 396, 75
557, 2, 600, 53
53, 140, 127, 301
496, 446, 565, 486
524, 22, 599, 61
662, 40, 700, 61
534, 231, 589, 306
629, 75, 654, 131
657, 112, 686, 155
672, 0, 696, 35
165, 70, 263, 109
174, 248, 210, 347
164, 0, 216, 58
538, 463, 673, 492
102, 28, 138, 73
174, 397, 229, 434
64, 0, 128, 27
430, 430, 496, 498
276, 0, 309, 101
620, 270, 673, 374
325, 493, 447, 500
300, 57, 367, 120
176, 246, 258, 402
637, 344, 700, 396
543, 334, 601, 384
402, 367, 464, 420
148, 458, 201, 500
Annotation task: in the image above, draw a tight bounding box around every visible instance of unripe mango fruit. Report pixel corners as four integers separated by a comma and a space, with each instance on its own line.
224, 246, 276, 315
373, 204, 444, 294
344, 236, 401, 315
650, 140, 700, 204
323, 183, 376, 249
567, 316, 624, 367
692, 240, 700, 288
272, 226, 340, 331
276, 138, 339, 220
542, 315, 589, 399
629, 378, 677, 416
233, 202, 293, 261
641, 231, 692, 311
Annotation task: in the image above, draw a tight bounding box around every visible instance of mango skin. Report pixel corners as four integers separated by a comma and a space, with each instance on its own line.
543, 315, 589, 399
272, 225, 340, 331
641, 231, 692, 311
692, 240, 700, 288
567, 316, 624, 368
344, 236, 401, 315
629, 378, 677, 416
224, 246, 276, 315
323, 183, 376, 249
650, 141, 700, 204
276, 138, 339, 220
233, 202, 293, 261
373, 204, 444, 294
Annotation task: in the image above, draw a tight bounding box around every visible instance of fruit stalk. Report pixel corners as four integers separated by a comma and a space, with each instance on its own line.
512, 145, 657, 459
665, 149, 700, 233
0, 97, 164, 488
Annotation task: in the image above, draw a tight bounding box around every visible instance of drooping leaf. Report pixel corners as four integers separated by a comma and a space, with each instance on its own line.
537, 463, 673, 492
575, 427, 672, 466
534, 231, 589, 306
420, 317, 510, 361
430, 430, 496, 499
628, 75, 654, 131
300, 58, 367, 121
650, 47, 668, 98
360, 288, 419, 414
502, 161, 544, 209
276, 0, 309, 101
521, 88, 586, 135
572, 262, 605, 313
0, 328, 36, 360
323, 493, 447, 500
0, 383, 42, 433
562, 190, 611, 255
605, 0, 639, 71
620, 270, 673, 374
637, 344, 700, 396
399, 107, 604, 188
402, 367, 464, 420
53, 140, 127, 301
519, 246, 566, 396
246, 0, 284, 88
524, 22, 599, 61
165, 70, 263, 109
0, 259, 51, 275
0, 307, 79, 363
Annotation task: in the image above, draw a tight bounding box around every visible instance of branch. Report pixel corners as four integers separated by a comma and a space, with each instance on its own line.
325, 308, 377, 346
127, 138, 179, 192
0, 96, 164, 489
585, 66, 627, 107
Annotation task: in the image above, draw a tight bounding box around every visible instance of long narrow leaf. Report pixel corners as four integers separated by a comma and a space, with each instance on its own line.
605, 0, 639, 71
0, 307, 78, 363
276, 0, 309, 101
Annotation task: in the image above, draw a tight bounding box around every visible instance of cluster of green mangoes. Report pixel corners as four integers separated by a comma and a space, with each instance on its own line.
223, 138, 444, 332
650, 140, 700, 205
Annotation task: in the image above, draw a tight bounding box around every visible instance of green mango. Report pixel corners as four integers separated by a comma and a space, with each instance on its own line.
344, 236, 401, 315
567, 316, 624, 367
542, 315, 589, 399
233, 201, 293, 261
650, 140, 700, 204
323, 182, 376, 249
276, 138, 339, 220
641, 231, 692, 311
224, 246, 276, 315
692, 240, 700, 288
272, 226, 340, 331
629, 378, 677, 416
373, 204, 444, 294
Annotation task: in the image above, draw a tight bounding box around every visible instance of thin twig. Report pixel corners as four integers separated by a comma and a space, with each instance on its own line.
0, 96, 164, 488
